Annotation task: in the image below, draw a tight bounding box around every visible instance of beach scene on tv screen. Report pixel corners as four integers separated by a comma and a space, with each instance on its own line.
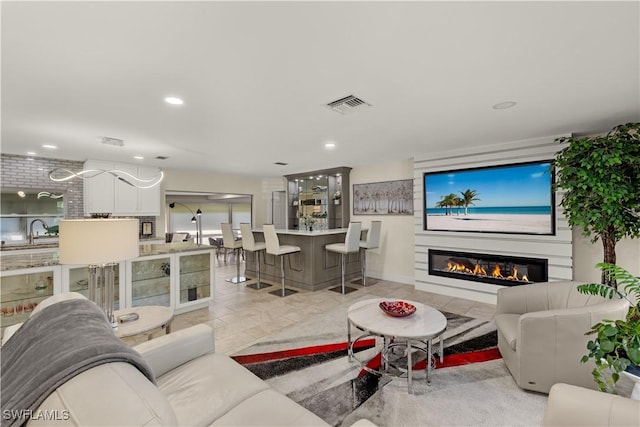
425, 162, 554, 234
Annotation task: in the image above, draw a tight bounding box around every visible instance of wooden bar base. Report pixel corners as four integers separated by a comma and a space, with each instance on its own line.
245, 228, 362, 292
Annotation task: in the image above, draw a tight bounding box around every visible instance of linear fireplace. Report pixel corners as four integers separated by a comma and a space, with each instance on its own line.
428, 249, 548, 286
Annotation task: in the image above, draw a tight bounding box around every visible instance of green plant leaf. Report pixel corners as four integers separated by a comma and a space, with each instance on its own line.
600, 340, 615, 353
628, 347, 640, 365
603, 325, 619, 337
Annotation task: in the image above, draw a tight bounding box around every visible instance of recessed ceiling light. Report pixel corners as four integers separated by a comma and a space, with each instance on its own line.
324, 142, 336, 149
492, 101, 517, 110
164, 97, 184, 105
26, 151, 36, 156
42, 144, 57, 149
133, 155, 144, 160
17, 191, 26, 198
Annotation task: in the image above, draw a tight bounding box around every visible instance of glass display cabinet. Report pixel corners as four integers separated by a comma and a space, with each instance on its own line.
62, 263, 125, 310
286, 166, 351, 230
127, 250, 214, 313
0, 265, 61, 335
127, 254, 172, 308
176, 250, 213, 308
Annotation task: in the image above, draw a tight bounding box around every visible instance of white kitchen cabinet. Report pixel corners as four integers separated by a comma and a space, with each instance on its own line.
83, 160, 161, 216
83, 160, 115, 215
137, 165, 162, 216
114, 163, 139, 215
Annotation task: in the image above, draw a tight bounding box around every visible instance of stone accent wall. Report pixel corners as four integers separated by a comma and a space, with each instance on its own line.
1, 154, 84, 218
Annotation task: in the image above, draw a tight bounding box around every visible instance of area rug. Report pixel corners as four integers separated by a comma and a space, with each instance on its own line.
231, 297, 548, 426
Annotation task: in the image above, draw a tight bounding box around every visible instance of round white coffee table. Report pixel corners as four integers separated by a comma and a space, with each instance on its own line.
347, 298, 447, 393
114, 306, 174, 340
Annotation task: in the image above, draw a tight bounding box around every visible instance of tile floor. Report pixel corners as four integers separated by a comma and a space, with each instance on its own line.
125, 258, 497, 353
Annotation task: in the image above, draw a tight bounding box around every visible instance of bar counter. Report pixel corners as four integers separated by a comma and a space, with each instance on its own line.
244, 228, 362, 291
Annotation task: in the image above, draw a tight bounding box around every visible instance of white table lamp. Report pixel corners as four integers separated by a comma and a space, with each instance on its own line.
59, 219, 139, 327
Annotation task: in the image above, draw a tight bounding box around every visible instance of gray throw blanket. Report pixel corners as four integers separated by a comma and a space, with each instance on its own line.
1, 299, 155, 427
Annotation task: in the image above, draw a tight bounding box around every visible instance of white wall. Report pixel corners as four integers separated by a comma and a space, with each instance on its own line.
573, 228, 640, 281
350, 159, 415, 285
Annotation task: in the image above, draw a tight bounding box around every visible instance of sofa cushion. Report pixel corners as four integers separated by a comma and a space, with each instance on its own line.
157, 352, 270, 426
29, 363, 177, 426
494, 314, 520, 350
210, 389, 329, 426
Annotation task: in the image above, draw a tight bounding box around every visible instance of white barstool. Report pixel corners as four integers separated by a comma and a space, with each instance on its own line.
325, 222, 362, 294
239, 223, 271, 290
222, 223, 246, 284
263, 224, 300, 297
353, 220, 382, 286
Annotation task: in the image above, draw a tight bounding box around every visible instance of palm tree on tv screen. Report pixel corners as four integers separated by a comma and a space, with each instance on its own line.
460, 189, 481, 215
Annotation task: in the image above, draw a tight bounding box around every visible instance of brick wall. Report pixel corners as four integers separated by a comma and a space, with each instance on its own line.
1, 154, 84, 218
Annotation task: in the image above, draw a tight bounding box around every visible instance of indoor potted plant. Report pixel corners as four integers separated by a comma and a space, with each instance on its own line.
578, 262, 640, 393
553, 122, 640, 285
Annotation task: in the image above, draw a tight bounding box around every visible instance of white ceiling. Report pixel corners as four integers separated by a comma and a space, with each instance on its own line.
2, 1, 639, 178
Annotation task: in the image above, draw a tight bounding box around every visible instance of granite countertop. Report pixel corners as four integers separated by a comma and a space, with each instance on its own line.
0, 243, 212, 272
253, 228, 350, 236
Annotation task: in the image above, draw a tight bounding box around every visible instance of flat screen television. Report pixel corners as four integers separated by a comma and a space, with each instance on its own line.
423, 160, 555, 235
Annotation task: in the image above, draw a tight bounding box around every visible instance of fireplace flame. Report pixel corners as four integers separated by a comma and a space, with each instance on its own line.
492, 265, 503, 278
447, 261, 473, 274
445, 258, 530, 283
473, 263, 487, 276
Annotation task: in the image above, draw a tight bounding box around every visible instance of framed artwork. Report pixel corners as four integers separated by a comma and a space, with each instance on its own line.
141, 221, 153, 236
353, 179, 414, 215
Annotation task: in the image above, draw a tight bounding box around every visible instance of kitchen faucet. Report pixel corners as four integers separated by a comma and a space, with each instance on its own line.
29, 219, 49, 244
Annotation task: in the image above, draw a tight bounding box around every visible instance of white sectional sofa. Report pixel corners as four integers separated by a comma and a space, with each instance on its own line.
543, 383, 640, 426
2, 293, 376, 427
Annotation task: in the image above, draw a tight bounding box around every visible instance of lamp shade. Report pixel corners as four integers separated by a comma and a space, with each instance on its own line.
59, 219, 140, 265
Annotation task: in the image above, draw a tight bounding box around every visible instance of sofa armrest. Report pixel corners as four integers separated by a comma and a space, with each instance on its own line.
543, 383, 640, 426
2, 323, 23, 345
134, 324, 215, 377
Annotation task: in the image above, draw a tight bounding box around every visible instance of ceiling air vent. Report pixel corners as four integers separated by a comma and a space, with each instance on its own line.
327, 95, 372, 114
274, 162, 288, 166
101, 137, 124, 147
155, 156, 170, 160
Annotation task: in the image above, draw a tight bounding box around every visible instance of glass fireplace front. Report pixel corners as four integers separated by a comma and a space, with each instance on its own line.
428, 249, 548, 286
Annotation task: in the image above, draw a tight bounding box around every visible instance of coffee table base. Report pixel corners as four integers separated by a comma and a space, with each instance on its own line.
348, 330, 444, 394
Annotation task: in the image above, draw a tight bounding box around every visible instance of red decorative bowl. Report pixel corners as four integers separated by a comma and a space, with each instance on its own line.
379, 300, 416, 317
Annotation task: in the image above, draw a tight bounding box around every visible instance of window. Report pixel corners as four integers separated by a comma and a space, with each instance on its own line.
166, 192, 252, 239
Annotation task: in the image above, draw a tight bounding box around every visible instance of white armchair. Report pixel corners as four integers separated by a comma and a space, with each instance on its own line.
494, 281, 630, 393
